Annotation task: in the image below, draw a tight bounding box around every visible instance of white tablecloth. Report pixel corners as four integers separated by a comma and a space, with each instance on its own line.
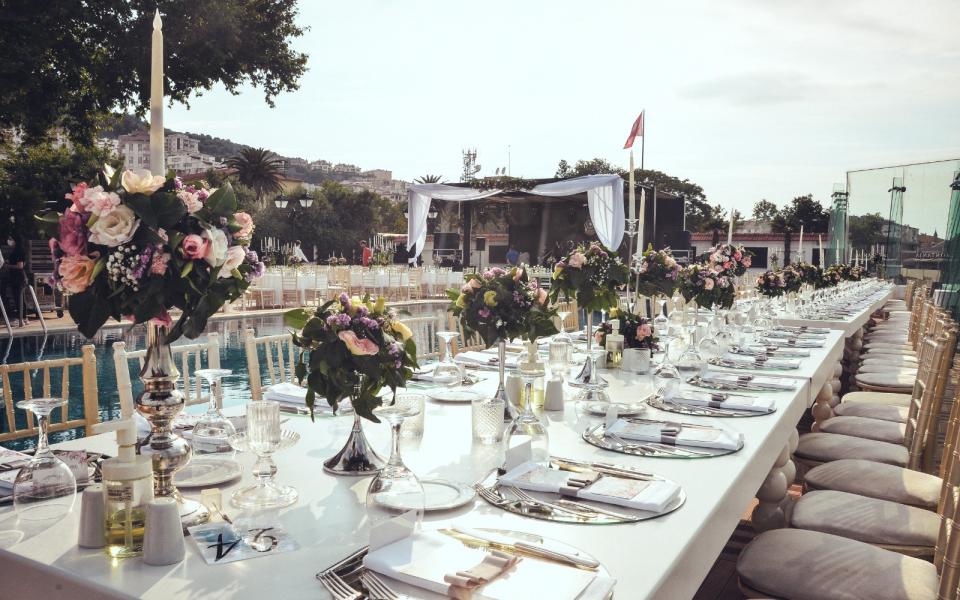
774, 284, 894, 337
257, 272, 317, 303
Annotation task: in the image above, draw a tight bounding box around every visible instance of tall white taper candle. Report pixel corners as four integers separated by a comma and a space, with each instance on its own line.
149, 10, 165, 177
798, 225, 804, 261
628, 151, 635, 220
727, 207, 734, 245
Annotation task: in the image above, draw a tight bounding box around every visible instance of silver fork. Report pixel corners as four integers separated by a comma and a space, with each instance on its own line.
473, 483, 511, 507
362, 571, 410, 600
500, 485, 596, 518
318, 571, 362, 600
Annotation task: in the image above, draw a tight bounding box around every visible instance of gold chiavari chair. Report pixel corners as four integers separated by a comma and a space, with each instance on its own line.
448, 314, 485, 355
113, 333, 221, 411
243, 328, 298, 401
400, 315, 440, 361
0, 345, 99, 442
552, 300, 579, 333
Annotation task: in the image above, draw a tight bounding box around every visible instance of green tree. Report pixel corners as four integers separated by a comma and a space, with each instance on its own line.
414, 175, 444, 184
0, 0, 308, 144
225, 148, 284, 206
753, 199, 779, 222
849, 213, 887, 249
0, 142, 114, 239
772, 194, 829, 233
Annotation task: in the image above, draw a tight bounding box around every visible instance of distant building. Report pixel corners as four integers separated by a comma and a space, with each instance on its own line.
333, 163, 361, 174
309, 159, 333, 172
118, 131, 152, 170
362, 169, 392, 183
343, 177, 409, 204
165, 133, 199, 156
95, 137, 119, 155
118, 131, 221, 174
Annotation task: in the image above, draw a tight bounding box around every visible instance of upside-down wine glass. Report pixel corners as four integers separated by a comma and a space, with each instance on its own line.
230, 401, 299, 509
192, 368, 236, 454
431, 331, 463, 386
554, 310, 573, 343
505, 353, 550, 466
366, 394, 425, 532
13, 398, 77, 522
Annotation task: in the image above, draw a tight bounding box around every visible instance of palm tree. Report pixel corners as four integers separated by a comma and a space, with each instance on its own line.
225, 148, 284, 206
414, 174, 443, 184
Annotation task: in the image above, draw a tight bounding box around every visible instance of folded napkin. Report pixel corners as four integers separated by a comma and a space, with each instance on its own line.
700, 371, 798, 390
499, 461, 681, 513
665, 389, 775, 413
737, 345, 810, 358
606, 418, 743, 451
764, 330, 827, 340
263, 382, 352, 413
719, 354, 800, 370
759, 337, 824, 348
782, 326, 830, 334
363, 530, 611, 600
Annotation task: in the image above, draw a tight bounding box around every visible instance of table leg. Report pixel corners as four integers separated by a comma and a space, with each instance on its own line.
811, 381, 834, 431
752, 436, 796, 532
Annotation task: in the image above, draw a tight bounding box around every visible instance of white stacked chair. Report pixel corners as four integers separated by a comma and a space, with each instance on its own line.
243, 328, 298, 401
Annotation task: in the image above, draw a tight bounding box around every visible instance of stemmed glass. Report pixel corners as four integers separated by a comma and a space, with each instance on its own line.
555, 310, 573, 343
548, 339, 571, 382
366, 394, 425, 530
505, 356, 550, 466
192, 368, 236, 454
230, 401, 299, 509
13, 398, 77, 521
652, 341, 682, 397
431, 331, 463, 386
654, 298, 669, 335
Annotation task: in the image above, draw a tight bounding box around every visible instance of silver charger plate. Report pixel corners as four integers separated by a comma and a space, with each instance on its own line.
426, 389, 483, 403
474, 468, 685, 524
376, 479, 476, 512
647, 394, 776, 417
317, 528, 615, 599
175, 457, 243, 488
584, 400, 648, 417
708, 357, 800, 371
687, 375, 797, 392
582, 422, 743, 458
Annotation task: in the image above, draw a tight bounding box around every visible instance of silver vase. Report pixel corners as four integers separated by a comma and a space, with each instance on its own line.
494, 339, 515, 422
323, 384, 385, 476
136, 322, 209, 530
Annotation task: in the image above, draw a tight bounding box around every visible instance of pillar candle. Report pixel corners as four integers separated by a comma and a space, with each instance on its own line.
628, 152, 635, 221
798, 225, 804, 261
149, 10, 165, 177
727, 207, 734, 246
818, 234, 823, 264
638, 188, 646, 250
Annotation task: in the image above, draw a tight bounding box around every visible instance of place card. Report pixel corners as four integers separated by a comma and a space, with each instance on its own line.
189, 522, 299, 565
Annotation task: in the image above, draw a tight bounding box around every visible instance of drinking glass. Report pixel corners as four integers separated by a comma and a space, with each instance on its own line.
397, 393, 426, 438
230, 401, 298, 509
431, 331, 463, 386
652, 344, 682, 397
366, 395, 425, 532
555, 311, 573, 343
505, 356, 550, 466
654, 298, 669, 333
547, 339, 571, 382
472, 396, 504, 444
192, 368, 236, 454
13, 398, 77, 522
676, 329, 705, 374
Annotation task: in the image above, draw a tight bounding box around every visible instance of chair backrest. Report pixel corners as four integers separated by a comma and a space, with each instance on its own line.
0, 345, 99, 442
448, 313, 485, 354
113, 333, 221, 411
931, 377, 960, 596
243, 328, 297, 400
551, 300, 579, 332
400, 316, 440, 360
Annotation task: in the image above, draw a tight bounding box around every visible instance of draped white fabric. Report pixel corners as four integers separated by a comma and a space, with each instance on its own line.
405, 174, 625, 262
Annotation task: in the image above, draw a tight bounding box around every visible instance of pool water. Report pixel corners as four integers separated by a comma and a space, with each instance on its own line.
1, 303, 447, 451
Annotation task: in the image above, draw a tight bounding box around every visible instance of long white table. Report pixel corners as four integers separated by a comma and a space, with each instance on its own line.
0, 356, 818, 600
773, 283, 895, 337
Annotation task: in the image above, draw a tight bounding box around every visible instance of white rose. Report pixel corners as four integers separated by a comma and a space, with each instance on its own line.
88, 205, 139, 247
177, 190, 203, 214
203, 228, 229, 267
219, 246, 246, 278
121, 168, 166, 195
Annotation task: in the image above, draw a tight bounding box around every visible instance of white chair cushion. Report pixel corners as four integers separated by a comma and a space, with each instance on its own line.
834, 402, 908, 423
737, 529, 939, 600
842, 391, 910, 407
796, 432, 908, 467
860, 355, 918, 364
855, 372, 915, 390
791, 490, 939, 550
856, 363, 916, 375
863, 347, 917, 356
804, 459, 940, 510
819, 415, 906, 444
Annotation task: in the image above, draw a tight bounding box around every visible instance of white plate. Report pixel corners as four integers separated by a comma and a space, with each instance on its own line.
376, 479, 476, 512
426, 389, 482, 403
175, 457, 243, 488
585, 401, 647, 416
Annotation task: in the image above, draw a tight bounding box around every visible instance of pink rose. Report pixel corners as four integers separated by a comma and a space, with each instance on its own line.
703, 278, 715, 291
537, 287, 548, 304
150, 251, 170, 275
177, 190, 203, 214
461, 282, 474, 293
637, 324, 652, 338
150, 309, 173, 328
58, 209, 87, 256
734, 251, 742, 260
65, 182, 89, 213
468, 278, 482, 290
181, 234, 209, 259
338, 330, 379, 356
58, 255, 96, 294
724, 261, 733, 270
78, 185, 121, 216
568, 252, 587, 268
234, 211, 254, 239
743, 256, 752, 267
594, 331, 604, 344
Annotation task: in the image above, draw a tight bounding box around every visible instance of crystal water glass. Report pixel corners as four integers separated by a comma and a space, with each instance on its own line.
192, 368, 236, 454
654, 298, 669, 332
505, 357, 550, 466
367, 395, 425, 533
548, 339, 571, 381
397, 393, 426, 438
554, 311, 573, 343
231, 401, 298, 509
472, 395, 504, 444
431, 331, 463, 386
13, 398, 77, 522
652, 346, 682, 397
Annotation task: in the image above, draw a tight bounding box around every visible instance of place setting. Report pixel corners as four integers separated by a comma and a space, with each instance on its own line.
707, 353, 802, 370
686, 370, 800, 392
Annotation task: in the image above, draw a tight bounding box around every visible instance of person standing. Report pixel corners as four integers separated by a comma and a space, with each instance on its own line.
291, 240, 310, 264
505, 245, 519, 266
0, 236, 26, 321
360, 241, 373, 267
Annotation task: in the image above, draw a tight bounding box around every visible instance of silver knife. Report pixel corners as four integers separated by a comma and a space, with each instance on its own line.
448, 527, 600, 569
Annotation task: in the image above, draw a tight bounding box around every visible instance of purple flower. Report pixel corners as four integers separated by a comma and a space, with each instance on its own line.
478, 308, 491, 319
197, 188, 210, 201
388, 342, 402, 356
174, 177, 184, 190
357, 306, 369, 317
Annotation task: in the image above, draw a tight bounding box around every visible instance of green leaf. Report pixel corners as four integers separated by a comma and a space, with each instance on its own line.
180, 261, 194, 278
123, 194, 157, 227
152, 192, 187, 229
205, 182, 237, 216
68, 289, 111, 339
284, 308, 312, 330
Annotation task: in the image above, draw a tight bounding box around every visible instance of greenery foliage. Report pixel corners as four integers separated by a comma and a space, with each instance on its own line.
549, 242, 630, 312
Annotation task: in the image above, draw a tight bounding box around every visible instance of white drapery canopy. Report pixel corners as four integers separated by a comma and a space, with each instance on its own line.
405, 174, 625, 262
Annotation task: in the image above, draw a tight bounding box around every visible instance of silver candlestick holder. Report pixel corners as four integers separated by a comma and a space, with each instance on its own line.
624, 217, 641, 312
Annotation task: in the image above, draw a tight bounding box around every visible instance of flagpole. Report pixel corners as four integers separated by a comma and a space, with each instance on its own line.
640, 112, 645, 171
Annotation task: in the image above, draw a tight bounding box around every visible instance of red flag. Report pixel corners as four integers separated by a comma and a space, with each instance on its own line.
623, 111, 644, 149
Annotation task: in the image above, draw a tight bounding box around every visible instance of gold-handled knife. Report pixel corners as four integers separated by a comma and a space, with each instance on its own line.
441, 528, 600, 570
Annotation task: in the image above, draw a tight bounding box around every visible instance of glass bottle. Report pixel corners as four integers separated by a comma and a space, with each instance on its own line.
100, 419, 154, 558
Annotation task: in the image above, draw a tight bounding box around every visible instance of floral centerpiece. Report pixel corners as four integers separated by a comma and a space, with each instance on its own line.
756, 270, 787, 298
705, 243, 752, 278
791, 262, 824, 288
43, 166, 263, 341
827, 263, 862, 282
596, 308, 658, 350
549, 242, 630, 312
780, 266, 803, 293
284, 294, 418, 421
447, 266, 558, 348
634, 245, 680, 298
677, 263, 735, 309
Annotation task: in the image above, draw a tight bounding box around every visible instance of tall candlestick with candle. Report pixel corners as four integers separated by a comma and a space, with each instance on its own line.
818, 234, 823, 265
149, 10, 165, 177
638, 188, 646, 250
628, 152, 635, 221
798, 225, 804, 262
727, 206, 734, 245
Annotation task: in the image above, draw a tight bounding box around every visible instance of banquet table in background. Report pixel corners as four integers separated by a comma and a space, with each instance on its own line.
2, 361, 815, 600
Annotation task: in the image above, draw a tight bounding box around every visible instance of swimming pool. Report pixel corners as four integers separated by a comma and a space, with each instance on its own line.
1, 302, 448, 450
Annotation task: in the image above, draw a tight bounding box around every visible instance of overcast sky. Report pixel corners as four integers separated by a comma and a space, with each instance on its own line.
166, 0, 960, 219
